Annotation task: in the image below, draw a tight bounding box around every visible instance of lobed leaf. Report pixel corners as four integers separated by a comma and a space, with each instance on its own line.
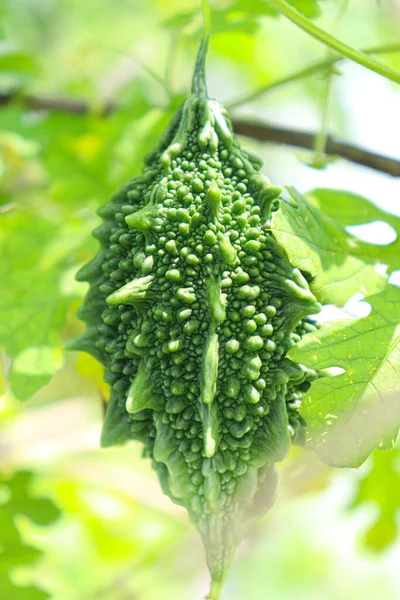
308, 188, 400, 273
272, 187, 387, 306
289, 285, 400, 467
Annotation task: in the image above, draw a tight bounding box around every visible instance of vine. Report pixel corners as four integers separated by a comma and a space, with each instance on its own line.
227, 44, 400, 109
266, 0, 400, 84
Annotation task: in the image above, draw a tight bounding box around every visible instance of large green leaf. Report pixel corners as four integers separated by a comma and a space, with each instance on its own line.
289, 285, 400, 467
308, 188, 400, 273
272, 187, 387, 305
351, 447, 400, 550
0, 470, 59, 599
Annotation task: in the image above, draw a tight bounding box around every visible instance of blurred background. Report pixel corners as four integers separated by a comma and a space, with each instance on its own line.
1, 0, 400, 598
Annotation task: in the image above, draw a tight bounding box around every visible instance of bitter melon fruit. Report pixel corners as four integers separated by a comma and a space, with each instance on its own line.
69, 37, 320, 599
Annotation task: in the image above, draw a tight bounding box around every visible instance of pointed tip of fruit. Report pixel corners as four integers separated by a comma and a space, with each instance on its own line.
206, 575, 225, 600
197, 512, 239, 600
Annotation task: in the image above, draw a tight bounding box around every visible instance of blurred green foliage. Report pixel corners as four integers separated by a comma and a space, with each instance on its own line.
0, 470, 59, 599
1, 0, 400, 598
351, 446, 400, 551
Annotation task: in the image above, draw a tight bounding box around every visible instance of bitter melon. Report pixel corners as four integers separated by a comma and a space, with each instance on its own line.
69, 37, 320, 599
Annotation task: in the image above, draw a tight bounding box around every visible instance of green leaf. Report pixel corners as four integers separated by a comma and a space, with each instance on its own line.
231, 0, 323, 19
272, 187, 387, 305
289, 285, 400, 467
351, 447, 400, 550
7, 372, 51, 402
164, 8, 259, 36
0, 210, 70, 399
0, 470, 59, 599
163, 0, 323, 35
288, 0, 323, 17
0, 49, 38, 75
308, 188, 400, 273
0, 98, 168, 400
163, 11, 192, 30
13, 346, 64, 376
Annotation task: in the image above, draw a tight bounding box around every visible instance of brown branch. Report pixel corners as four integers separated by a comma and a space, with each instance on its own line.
1, 90, 400, 176
0, 90, 116, 115
233, 120, 400, 177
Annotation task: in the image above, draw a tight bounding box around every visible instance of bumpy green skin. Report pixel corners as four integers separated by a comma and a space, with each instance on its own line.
71, 93, 320, 593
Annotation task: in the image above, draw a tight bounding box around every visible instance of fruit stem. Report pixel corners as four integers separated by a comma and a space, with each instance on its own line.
192, 0, 211, 96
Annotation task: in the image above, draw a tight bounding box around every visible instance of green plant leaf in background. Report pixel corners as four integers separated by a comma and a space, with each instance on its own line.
163, 7, 259, 36
0, 209, 73, 400
0, 207, 93, 400
0, 470, 59, 599
0, 90, 171, 401
0, 47, 38, 76
0, 109, 110, 400
231, 0, 324, 19
289, 284, 400, 468
32, 465, 192, 600
163, 0, 324, 36
272, 187, 387, 306
351, 446, 400, 550
307, 188, 400, 274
